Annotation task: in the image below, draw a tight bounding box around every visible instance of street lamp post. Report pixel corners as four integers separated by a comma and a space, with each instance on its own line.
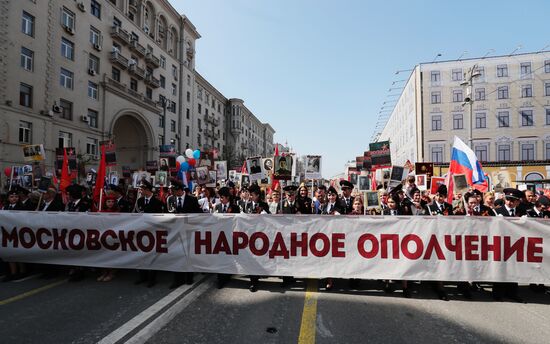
157, 97, 168, 146
461, 64, 481, 149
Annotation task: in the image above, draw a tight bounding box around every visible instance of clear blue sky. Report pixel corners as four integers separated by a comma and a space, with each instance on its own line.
174, 0, 550, 178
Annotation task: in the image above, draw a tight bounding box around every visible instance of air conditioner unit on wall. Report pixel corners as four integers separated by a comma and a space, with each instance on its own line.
77, 2, 86, 12
93, 43, 102, 51
64, 25, 74, 35
81, 115, 89, 123
52, 104, 61, 113
88, 69, 97, 76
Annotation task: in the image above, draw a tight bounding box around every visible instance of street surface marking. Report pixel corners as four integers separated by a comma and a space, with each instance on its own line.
0, 279, 67, 306
125, 277, 214, 344
12, 273, 41, 283
97, 274, 210, 344
298, 279, 319, 344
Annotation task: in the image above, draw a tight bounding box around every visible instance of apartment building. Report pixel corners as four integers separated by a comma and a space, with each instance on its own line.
0, 0, 274, 176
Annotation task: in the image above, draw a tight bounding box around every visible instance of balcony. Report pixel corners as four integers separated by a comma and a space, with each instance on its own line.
129, 64, 146, 80
145, 73, 160, 88
129, 39, 146, 57
110, 26, 130, 45
105, 76, 126, 92
145, 52, 160, 68
143, 96, 157, 108
203, 128, 213, 138
110, 51, 129, 69
214, 132, 221, 140
205, 114, 215, 124
213, 117, 220, 126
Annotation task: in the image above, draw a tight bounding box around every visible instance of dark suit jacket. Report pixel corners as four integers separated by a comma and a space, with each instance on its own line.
3, 203, 23, 210
117, 197, 132, 213
66, 198, 90, 212
383, 208, 403, 216
166, 194, 202, 213
20, 199, 38, 211
297, 197, 312, 214
214, 202, 239, 213
281, 200, 301, 214
321, 202, 344, 215
39, 199, 65, 211
426, 201, 454, 216
338, 196, 354, 215
238, 200, 253, 214
495, 206, 526, 217
136, 196, 165, 213
526, 208, 548, 218
250, 201, 271, 214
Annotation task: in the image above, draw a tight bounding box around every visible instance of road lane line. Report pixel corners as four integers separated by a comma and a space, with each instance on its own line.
0, 279, 67, 306
97, 274, 211, 344
298, 279, 319, 344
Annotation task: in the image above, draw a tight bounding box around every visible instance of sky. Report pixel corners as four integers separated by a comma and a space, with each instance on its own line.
173, 0, 550, 178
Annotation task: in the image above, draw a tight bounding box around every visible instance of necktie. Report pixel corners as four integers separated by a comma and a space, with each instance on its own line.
391, 210, 396, 215
346, 198, 350, 207
510, 209, 514, 216
178, 197, 182, 208
145, 198, 149, 205
440, 204, 444, 212
329, 204, 333, 213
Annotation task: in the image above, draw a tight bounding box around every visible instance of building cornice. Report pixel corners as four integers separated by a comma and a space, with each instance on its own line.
195, 71, 227, 102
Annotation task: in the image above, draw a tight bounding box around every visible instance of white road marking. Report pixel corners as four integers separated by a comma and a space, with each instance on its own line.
97, 274, 211, 344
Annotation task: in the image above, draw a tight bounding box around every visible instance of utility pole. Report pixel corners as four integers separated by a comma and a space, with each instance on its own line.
461, 64, 481, 149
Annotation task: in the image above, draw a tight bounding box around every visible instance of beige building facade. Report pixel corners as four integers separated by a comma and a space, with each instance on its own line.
378, 51, 550, 179
0, 0, 274, 177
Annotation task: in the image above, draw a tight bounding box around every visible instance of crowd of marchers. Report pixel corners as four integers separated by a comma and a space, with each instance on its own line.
1, 175, 549, 301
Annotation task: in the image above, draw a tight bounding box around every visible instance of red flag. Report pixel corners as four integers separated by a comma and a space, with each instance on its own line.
241, 160, 247, 174
59, 148, 71, 192
93, 145, 107, 208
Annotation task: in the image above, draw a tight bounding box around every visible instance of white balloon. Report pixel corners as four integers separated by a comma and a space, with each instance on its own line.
176, 155, 186, 163
185, 149, 194, 158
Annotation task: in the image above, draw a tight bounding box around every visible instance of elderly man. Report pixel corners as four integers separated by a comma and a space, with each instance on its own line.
39, 188, 64, 211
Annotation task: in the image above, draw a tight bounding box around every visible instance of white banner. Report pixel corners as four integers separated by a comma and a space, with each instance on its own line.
0, 211, 549, 283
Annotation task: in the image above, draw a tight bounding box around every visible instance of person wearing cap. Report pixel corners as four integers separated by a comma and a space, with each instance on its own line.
518, 189, 536, 214
135, 179, 164, 214
338, 180, 355, 214
238, 187, 253, 213
66, 184, 90, 212
17, 186, 37, 211
296, 183, 312, 214
495, 188, 526, 217
111, 184, 131, 213
39, 187, 64, 211
425, 184, 453, 216
2, 190, 23, 210
322, 186, 343, 215
281, 185, 301, 214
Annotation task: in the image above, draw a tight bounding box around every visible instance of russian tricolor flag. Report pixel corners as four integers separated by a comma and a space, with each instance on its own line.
447, 136, 488, 202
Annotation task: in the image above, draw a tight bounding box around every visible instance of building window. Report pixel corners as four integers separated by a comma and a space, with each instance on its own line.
22, 11, 35, 37
475, 113, 486, 128
520, 62, 532, 77
187, 74, 191, 86
172, 65, 177, 79
170, 120, 176, 132
88, 54, 100, 73
60, 68, 74, 89
497, 64, 508, 77
546, 142, 550, 160
453, 114, 463, 129
158, 135, 164, 146
146, 87, 152, 99
130, 78, 138, 91
498, 111, 510, 127
545, 60, 550, 73
431, 115, 442, 131
431, 146, 443, 163
497, 86, 509, 99
91, 0, 101, 19
86, 137, 98, 156
198, 104, 202, 114
58, 131, 72, 148
475, 145, 488, 162
452, 90, 463, 102
521, 110, 534, 126
170, 101, 176, 113
20, 47, 33, 71
172, 83, 177, 96
475, 88, 485, 101
431, 91, 441, 104
112, 67, 120, 82
546, 109, 550, 125
20, 83, 32, 107
59, 99, 73, 120
451, 69, 462, 81
159, 114, 164, 128
186, 125, 190, 137
88, 109, 98, 128
198, 118, 202, 130
19, 121, 32, 143
160, 56, 166, 69
205, 109, 209, 116
521, 143, 535, 160
90, 27, 101, 45
159, 75, 166, 88
186, 91, 191, 102
521, 84, 532, 98
113, 17, 122, 28
61, 7, 75, 30
197, 134, 201, 146
61, 38, 74, 60
497, 144, 511, 161
186, 108, 190, 119
88, 81, 98, 100
545, 82, 550, 96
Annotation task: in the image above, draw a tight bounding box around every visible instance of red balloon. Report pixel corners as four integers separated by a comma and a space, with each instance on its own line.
4, 167, 11, 177
188, 158, 196, 167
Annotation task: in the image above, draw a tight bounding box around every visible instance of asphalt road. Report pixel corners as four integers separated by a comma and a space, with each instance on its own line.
1, 271, 549, 344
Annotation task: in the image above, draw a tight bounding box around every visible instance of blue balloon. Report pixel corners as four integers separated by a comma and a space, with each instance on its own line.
180, 161, 189, 172
193, 149, 201, 159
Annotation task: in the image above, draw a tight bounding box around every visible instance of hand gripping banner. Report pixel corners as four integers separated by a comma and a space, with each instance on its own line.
0, 211, 549, 283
